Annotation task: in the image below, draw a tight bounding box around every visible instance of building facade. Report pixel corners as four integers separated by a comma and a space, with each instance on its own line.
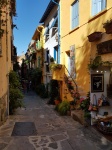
60, 0, 112, 124
0, 0, 16, 125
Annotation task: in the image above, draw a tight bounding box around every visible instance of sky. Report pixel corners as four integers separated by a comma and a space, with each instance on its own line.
13, 0, 50, 56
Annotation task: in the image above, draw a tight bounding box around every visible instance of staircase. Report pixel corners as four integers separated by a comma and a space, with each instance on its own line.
63, 65, 80, 101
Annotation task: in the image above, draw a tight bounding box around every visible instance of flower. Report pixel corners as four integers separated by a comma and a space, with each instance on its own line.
80, 97, 85, 103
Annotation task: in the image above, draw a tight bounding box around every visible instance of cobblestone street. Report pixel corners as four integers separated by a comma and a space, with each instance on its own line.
0, 91, 112, 150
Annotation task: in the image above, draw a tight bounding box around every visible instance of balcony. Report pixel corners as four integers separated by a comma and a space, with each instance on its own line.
52, 64, 64, 81
36, 40, 42, 51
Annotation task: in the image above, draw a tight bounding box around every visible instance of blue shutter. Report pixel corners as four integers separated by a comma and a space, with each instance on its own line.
72, 5, 75, 29
102, 0, 106, 10
58, 46, 60, 64
98, 0, 102, 12
54, 48, 56, 61
72, 1, 79, 29
75, 1, 79, 27
92, 0, 97, 16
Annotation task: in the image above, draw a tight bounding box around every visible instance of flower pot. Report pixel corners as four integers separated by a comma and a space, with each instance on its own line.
54, 100, 60, 105
88, 32, 102, 42
104, 23, 112, 34
67, 110, 71, 116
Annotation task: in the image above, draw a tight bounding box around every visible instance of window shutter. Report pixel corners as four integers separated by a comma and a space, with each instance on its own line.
98, 0, 102, 12
71, 1, 79, 29
75, 1, 79, 27
54, 48, 56, 61
58, 46, 60, 64
92, 0, 97, 16
72, 4, 75, 29
102, 0, 106, 10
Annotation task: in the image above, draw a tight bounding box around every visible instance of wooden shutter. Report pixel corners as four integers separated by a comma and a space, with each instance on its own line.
75, 1, 79, 27
71, 1, 79, 29
70, 45, 75, 78
92, 0, 97, 16
54, 47, 56, 61
58, 46, 60, 64
101, 0, 106, 10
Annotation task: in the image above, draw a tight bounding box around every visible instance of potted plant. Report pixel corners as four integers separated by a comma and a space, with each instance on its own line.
57, 100, 70, 116
88, 55, 102, 70
103, 19, 112, 34
50, 63, 62, 71
88, 32, 102, 42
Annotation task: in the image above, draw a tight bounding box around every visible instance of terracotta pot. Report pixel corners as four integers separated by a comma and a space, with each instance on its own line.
67, 110, 71, 116
104, 23, 112, 34
88, 32, 102, 42
54, 100, 60, 105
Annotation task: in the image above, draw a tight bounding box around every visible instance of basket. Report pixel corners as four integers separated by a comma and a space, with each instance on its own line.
97, 116, 112, 135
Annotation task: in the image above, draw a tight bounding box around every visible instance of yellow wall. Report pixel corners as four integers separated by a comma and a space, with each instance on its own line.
60, 0, 112, 96
0, 2, 13, 124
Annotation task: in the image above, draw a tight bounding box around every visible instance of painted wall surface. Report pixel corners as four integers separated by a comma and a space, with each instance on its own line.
60, 0, 112, 97
0, 3, 13, 125
43, 6, 58, 84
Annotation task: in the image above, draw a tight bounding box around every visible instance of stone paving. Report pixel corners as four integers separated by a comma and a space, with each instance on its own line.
0, 91, 112, 150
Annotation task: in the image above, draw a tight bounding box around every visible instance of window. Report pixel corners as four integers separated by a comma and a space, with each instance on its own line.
46, 50, 49, 72
50, 15, 58, 36
44, 24, 49, 42
92, 0, 106, 16
71, 0, 79, 30
54, 46, 58, 63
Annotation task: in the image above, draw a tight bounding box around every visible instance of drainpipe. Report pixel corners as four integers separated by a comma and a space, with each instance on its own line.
51, 0, 60, 64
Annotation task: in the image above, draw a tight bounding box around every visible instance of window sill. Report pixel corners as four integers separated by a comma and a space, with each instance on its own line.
69, 26, 79, 34
88, 9, 107, 23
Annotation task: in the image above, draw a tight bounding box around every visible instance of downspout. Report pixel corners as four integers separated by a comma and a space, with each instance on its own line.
51, 0, 60, 64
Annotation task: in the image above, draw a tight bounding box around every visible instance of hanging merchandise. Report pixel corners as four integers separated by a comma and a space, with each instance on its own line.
88, 94, 98, 111
100, 94, 110, 106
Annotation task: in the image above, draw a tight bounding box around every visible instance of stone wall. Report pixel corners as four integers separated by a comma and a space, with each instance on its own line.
0, 92, 8, 126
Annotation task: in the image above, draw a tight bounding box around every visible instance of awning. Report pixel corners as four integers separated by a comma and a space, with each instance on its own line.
49, 16, 58, 30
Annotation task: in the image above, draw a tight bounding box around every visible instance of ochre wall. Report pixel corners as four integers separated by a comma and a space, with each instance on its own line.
0, 3, 13, 124
60, 0, 112, 97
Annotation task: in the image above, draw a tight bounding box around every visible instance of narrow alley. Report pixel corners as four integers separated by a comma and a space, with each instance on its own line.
0, 91, 112, 150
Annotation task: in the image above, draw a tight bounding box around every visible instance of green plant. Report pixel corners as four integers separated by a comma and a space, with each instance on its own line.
80, 92, 91, 121
80, 92, 90, 111
36, 83, 49, 98
27, 68, 42, 90
47, 79, 59, 104
50, 57, 54, 62
103, 18, 112, 28
50, 63, 62, 71
9, 70, 24, 114
57, 100, 70, 115
88, 55, 112, 70
88, 55, 102, 70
